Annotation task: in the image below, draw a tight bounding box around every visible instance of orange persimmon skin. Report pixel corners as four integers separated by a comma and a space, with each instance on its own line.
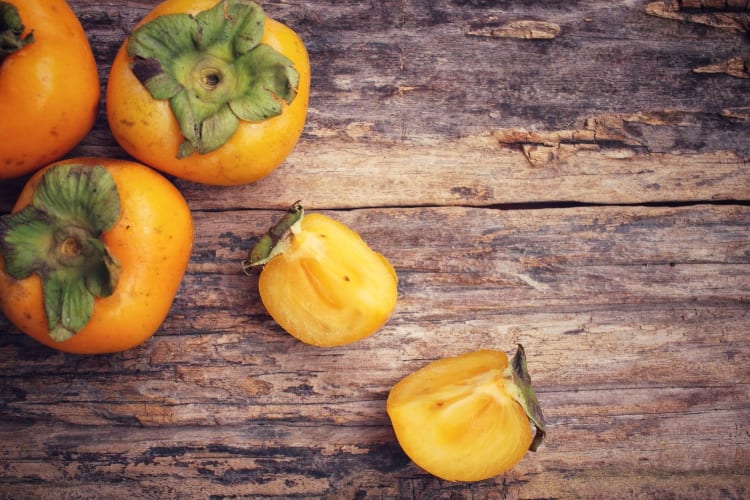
0, 158, 194, 354
387, 350, 533, 482
0, 0, 100, 180
106, 0, 310, 186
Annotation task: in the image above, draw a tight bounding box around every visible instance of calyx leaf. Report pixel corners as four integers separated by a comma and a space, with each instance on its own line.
241, 201, 303, 273
33, 163, 121, 234
0, 206, 52, 279
231, 44, 299, 121
0, 1, 34, 62
127, 0, 299, 157
509, 344, 546, 452
0, 164, 122, 342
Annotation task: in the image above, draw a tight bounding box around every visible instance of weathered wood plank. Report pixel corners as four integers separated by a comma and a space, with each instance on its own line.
0, 410, 748, 498
176, 134, 750, 209
1, 205, 748, 497
6, 0, 749, 212
4, 125, 749, 211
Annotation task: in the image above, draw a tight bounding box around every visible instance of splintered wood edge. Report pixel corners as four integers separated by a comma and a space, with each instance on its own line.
694, 55, 750, 78
645, 1, 750, 31
465, 19, 561, 40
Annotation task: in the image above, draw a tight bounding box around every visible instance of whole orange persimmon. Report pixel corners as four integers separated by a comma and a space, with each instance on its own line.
0, 0, 100, 180
106, 0, 310, 186
0, 158, 194, 354
387, 346, 546, 482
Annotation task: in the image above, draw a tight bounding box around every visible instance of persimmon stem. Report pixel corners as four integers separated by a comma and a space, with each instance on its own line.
59, 236, 83, 263
0, 1, 34, 62
242, 201, 303, 273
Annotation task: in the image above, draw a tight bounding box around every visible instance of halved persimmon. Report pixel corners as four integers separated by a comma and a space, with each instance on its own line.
387, 346, 545, 482
242, 202, 398, 347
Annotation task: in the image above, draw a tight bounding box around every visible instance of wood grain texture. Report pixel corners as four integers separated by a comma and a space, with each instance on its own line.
1, 0, 749, 498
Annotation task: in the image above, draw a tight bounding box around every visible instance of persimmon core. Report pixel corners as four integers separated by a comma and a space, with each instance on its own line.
202, 69, 222, 89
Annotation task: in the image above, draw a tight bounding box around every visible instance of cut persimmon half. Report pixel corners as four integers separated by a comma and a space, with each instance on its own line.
387, 346, 545, 482
242, 202, 397, 347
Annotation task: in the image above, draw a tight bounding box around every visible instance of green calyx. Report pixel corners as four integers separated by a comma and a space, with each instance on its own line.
0, 1, 34, 62
0, 164, 122, 342
127, 0, 300, 158
507, 344, 547, 452
241, 201, 303, 274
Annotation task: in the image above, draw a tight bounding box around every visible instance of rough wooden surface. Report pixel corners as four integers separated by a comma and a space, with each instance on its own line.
1, 0, 749, 498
